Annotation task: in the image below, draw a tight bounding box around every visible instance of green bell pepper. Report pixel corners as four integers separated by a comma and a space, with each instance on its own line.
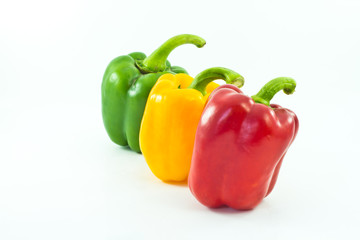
102, 34, 206, 152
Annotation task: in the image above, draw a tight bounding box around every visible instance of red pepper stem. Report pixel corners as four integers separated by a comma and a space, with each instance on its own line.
139, 34, 206, 73
188, 67, 244, 95
251, 77, 296, 106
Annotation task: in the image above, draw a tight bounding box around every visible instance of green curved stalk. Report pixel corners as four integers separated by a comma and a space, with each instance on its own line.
251, 77, 296, 106
139, 34, 206, 73
188, 67, 244, 95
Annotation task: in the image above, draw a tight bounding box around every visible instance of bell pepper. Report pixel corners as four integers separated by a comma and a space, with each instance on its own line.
188, 77, 299, 210
139, 67, 244, 182
102, 34, 206, 152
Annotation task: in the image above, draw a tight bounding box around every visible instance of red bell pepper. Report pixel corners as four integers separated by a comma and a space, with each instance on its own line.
188, 77, 299, 210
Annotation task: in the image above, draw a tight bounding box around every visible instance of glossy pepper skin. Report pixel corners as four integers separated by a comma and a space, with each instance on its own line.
189, 78, 299, 210
139, 68, 244, 182
102, 34, 206, 152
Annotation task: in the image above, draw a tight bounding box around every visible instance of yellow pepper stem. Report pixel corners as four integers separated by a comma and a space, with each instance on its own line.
187, 67, 244, 95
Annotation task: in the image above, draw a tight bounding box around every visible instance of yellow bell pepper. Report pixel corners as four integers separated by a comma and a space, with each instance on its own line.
139, 67, 244, 182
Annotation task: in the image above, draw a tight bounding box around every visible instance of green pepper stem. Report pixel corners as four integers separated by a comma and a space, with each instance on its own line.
187, 67, 244, 95
251, 77, 296, 106
139, 34, 206, 73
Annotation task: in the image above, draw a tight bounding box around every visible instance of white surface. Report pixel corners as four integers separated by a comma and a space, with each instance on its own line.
1, 0, 360, 239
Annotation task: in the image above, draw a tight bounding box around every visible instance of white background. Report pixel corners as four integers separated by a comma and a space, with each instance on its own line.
1, 0, 359, 239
